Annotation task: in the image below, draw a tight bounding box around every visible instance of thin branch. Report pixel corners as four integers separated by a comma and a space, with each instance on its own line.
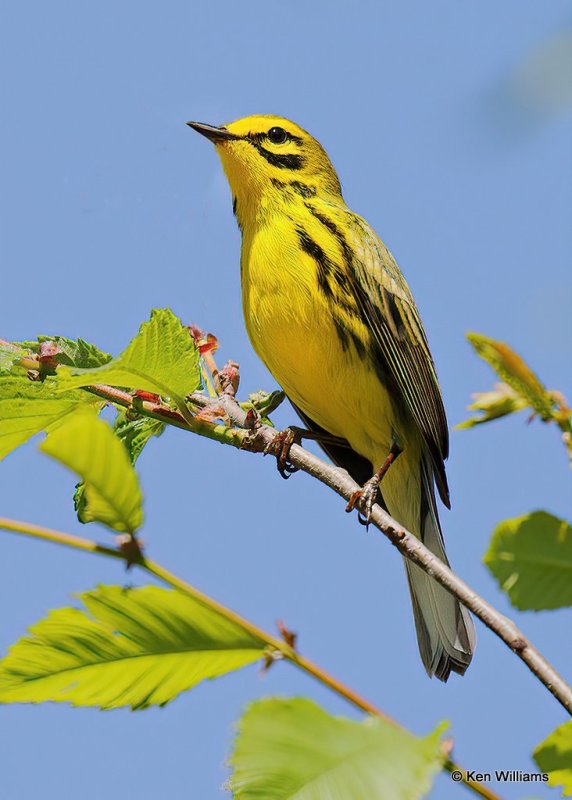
87, 384, 246, 447
0, 516, 501, 800
82, 382, 572, 716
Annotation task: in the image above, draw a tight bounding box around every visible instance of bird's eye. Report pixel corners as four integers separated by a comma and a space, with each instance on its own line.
267, 126, 288, 144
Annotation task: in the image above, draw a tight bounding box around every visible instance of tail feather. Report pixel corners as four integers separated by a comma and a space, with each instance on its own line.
405, 460, 475, 681
289, 401, 475, 680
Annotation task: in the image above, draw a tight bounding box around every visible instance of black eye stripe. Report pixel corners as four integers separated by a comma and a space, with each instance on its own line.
252, 143, 304, 170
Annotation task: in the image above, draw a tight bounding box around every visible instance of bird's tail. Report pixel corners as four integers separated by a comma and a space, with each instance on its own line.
404, 459, 475, 681
288, 404, 475, 679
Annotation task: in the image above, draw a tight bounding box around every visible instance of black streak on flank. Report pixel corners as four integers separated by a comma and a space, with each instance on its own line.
348, 329, 367, 359
232, 196, 237, 215
307, 206, 354, 270
291, 181, 316, 198
271, 179, 316, 198
333, 312, 367, 359
252, 142, 304, 170
297, 226, 370, 361
305, 206, 358, 307
303, 208, 376, 364
296, 227, 334, 299
333, 314, 350, 351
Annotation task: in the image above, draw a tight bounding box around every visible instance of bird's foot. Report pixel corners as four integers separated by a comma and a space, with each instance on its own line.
345, 477, 380, 526
265, 425, 350, 480
345, 442, 403, 526
264, 427, 301, 479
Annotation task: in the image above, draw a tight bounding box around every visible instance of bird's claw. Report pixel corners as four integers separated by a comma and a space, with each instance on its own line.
345, 444, 401, 526
345, 477, 380, 527
264, 428, 301, 479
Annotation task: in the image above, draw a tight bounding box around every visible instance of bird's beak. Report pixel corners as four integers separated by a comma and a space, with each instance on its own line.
186, 121, 239, 143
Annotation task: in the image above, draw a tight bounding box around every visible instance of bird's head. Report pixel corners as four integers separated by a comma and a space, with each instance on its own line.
188, 115, 342, 222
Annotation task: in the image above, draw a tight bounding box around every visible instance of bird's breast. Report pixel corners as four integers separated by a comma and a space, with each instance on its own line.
240, 220, 397, 461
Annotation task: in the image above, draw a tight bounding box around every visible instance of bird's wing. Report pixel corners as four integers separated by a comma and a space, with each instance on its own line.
346, 214, 450, 507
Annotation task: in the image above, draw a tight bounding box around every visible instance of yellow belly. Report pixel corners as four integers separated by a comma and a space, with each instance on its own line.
241, 219, 423, 535
241, 221, 395, 463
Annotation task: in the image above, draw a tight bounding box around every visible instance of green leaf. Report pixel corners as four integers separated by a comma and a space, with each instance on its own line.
10, 340, 42, 352
484, 511, 572, 610
230, 698, 445, 800
0, 585, 266, 710
4, 335, 111, 369
534, 720, 572, 796
0, 341, 30, 375
56, 309, 200, 420
37, 335, 112, 369
245, 390, 286, 416
0, 377, 97, 462
466, 333, 555, 421
73, 411, 164, 516
113, 411, 166, 464
40, 407, 143, 533
456, 382, 529, 429
241, 389, 286, 427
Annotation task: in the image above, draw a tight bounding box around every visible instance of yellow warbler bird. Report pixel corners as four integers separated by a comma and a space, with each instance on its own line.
188, 115, 475, 680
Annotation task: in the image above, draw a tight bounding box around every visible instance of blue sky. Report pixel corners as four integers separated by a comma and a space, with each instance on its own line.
1, 2, 571, 798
